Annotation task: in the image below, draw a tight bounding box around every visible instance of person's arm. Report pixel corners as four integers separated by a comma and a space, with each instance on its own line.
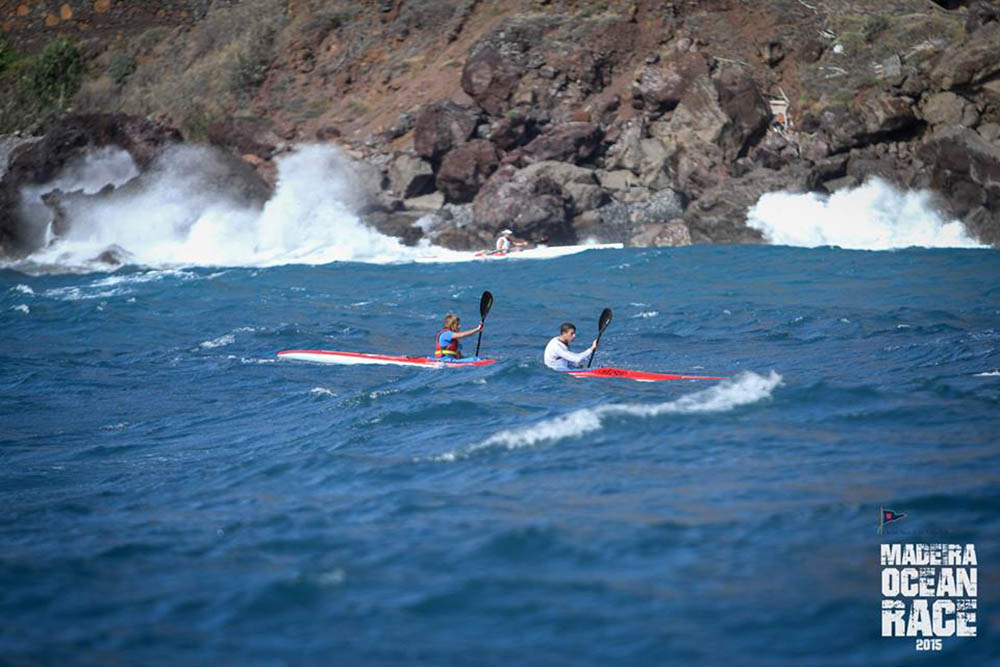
451, 323, 483, 340
555, 340, 596, 366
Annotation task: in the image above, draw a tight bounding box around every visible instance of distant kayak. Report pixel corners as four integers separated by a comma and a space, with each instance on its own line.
566, 366, 726, 382
278, 350, 496, 367
473, 243, 623, 260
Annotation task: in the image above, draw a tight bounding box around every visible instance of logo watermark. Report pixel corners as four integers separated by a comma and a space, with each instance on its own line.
880, 542, 978, 651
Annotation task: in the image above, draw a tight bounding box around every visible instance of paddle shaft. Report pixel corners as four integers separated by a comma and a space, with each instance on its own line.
587, 308, 613, 368
474, 291, 493, 357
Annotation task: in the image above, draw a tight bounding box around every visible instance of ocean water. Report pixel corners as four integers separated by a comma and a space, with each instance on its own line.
1, 146, 999, 665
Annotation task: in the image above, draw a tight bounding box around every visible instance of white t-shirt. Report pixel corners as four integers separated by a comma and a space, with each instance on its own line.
496, 236, 511, 252
543, 336, 593, 370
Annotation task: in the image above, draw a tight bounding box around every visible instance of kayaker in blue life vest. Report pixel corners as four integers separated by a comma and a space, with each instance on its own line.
435, 313, 483, 359
543, 322, 597, 370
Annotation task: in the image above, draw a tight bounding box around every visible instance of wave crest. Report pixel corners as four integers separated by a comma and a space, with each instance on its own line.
747, 178, 983, 250
434, 371, 782, 461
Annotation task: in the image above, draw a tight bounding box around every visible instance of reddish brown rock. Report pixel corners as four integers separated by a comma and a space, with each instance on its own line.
436, 139, 500, 204
413, 99, 479, 163
520, 122, 603, 165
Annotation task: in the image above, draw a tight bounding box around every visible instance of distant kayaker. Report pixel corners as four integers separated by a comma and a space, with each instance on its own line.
543, 322, 597, 370
435, 313, 483, 359
494, 229, 529, 254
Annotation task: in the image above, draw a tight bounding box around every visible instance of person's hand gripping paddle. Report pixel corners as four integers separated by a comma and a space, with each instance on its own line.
587, 307, 613, 368
474, 290, 493, 358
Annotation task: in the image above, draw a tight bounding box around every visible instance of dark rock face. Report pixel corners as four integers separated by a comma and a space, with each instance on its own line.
918, 127, 1000, 244
389, 153, 436, 199
965, 1, 1000, 34
0, 114, 182, 258
488, 112, 539, 151
714, 68, 772, 162
413, 100, 480, 163
206, 118, 280, 160
436, 139, 500, 204
685, 165, 813, 244
520, 122, 603, 165
469, 164, 576, 246
631, 52, 708, 113
930, 21, 1000, 90
13, 2, 1000, 252
460, 22, 541, 117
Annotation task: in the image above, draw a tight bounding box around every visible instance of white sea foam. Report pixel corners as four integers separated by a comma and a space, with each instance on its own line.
11, 284, 35, 295
433, 371, 782, 461
633, 310, 659, 319
11, 304, 29, 314
747, 178, 984, 250
200, 334, 235, 348
11, 144, 470, 271
974, 370, 1000, 377
41, 270, 196, 300
310, 387, 337, 397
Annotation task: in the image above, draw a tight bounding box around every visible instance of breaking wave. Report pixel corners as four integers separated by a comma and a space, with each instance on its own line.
8, 145, 463, 272
747, 178, 984, 250
434, 371, 783, 461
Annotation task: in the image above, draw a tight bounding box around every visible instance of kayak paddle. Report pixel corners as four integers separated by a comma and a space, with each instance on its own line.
474, 290, 493, 357
588, 307, 613, 368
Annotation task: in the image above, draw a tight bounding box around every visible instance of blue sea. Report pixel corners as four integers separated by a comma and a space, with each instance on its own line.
2, 242, 998, 665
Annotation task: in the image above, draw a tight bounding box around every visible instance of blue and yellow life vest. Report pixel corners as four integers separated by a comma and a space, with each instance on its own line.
434, 328, 460, 358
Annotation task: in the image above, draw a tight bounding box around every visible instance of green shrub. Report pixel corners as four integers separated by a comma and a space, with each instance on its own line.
24, 37, 84, 104
0, 39, 19, 76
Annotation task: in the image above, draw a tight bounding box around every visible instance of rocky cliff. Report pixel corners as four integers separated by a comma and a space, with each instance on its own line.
2, 0, 999, 260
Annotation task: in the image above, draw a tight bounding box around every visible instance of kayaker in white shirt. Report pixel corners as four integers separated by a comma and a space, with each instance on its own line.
544, 322, 598, 370
494, 229, 528, 253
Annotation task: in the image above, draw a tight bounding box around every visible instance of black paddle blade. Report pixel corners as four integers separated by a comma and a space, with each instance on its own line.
475, 290, 493, 358
598, 307, 613, 333
588, 307, 613, 368
480, 291, 494, 319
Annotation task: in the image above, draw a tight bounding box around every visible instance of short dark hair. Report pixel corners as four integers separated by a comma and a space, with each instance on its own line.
560, 322, 576, 334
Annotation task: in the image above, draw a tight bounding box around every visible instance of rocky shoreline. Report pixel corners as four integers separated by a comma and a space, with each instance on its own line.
2, 0, 999, 262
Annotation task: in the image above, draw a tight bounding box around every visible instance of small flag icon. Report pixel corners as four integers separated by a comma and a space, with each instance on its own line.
878, 507, 906, 534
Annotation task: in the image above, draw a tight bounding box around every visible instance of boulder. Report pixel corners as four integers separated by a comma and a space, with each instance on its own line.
389, 153, 436, 199
413, 100, 480, 163
516, 161, 607, 215
713, 67, 772, 161
930, 21, 1000, 90
817, 93, 919, 154
436, 139, 500, 204
920, 92, 980, 128
649, 69, 771, 164
362, 210, 424, 246
520, 122, 603, 165
649, 75, 728, 149
918, 126, 1000, 243
206, 118, 280, 160
965, 0, 1000, 35
488, 111, 539, 151
460, 22, 541, 116
471, 164, 575, 245
603, 119, 645, 173
631, 51, 708, 112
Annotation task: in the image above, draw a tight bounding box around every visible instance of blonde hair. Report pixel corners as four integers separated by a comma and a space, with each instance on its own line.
443, 313, 460, 330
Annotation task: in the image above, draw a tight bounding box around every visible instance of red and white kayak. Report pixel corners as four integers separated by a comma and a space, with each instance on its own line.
566, 367, 726, 382
277, 349, 496, 367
